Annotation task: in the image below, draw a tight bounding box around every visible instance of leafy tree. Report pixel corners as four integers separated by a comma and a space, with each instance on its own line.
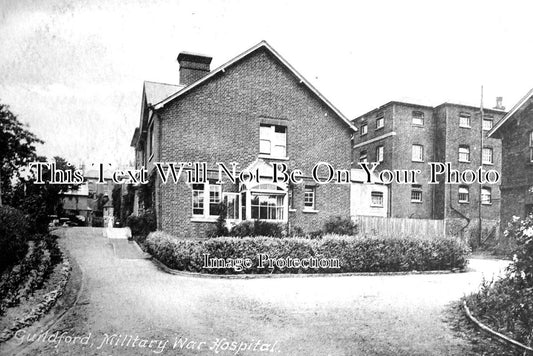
0, 103, 43, 205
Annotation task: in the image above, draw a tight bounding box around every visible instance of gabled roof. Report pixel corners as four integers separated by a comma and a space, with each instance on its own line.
488, 88, 533, 138
153, 40, 357, 132
144, 81, 184, 106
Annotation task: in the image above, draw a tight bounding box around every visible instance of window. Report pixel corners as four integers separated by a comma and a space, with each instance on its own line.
376, 113, 384, 129
376, 145, 384, 162
482, 117, 493, 131
529, 131, 533, 162
192, 182, 221, 217
192, 184, 205, 215
359, 150, 368, 162
371, 191, 384, 207
259, 124, 287, 158
361, 123, 368, 135
304, 186, 316, 210
481, 187, 492, 205
412, 144, 424, 162
411, 184, 422, 203
459, 145, 470, 162
412, 111, 424, 126
223, 193, 240, 220
251, 194, 284, 220
482, 147, 493, 164
459, 113, 471, 128
458, 186, 469, 203
288, 187, 294, 210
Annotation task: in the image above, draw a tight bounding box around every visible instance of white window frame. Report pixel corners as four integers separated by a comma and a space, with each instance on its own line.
412, 144, 424, 162
458, 186, 469, 203
191, 182, 221, 219
361, 123, 368, 136
376, 115, 384, 129
459, 113, 471, 128
303, 186, 316, 210
481, 187, 492, 205
370, 191, 384, 207
411, 185, 422, 203
412, 111, 424, 126
376, 145, 384, 162
459, 145, 470, 162
482, 117, 493, 131
482, 147, 493, 165
259, 124, 287, 158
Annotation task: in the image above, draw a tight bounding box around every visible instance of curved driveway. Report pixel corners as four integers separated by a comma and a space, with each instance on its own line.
9, 227, 509, 356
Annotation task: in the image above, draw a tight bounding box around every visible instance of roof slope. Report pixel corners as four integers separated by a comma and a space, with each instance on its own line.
144, 81, 184, 106
488, 88, 533, 138
153, 40, 357, 132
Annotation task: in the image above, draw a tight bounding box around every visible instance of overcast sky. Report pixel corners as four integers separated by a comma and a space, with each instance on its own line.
1, 0, 532, 167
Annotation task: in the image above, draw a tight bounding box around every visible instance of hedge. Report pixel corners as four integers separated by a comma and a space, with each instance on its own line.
0, 206, 30, 272
145, 232, 470, 274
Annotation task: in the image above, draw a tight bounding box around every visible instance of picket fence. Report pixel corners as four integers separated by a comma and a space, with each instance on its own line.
352, 215, 446, 238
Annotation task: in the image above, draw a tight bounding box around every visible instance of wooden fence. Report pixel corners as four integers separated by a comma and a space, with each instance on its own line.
352, 215, 446, 238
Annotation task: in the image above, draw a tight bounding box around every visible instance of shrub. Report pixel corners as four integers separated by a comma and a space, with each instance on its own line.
145, 232, 469, 274
0, 206, 30, 272
322, 216, 358, 236
126, 209, 157, 243
206, 202, 229, 238
229, 220, 284, 238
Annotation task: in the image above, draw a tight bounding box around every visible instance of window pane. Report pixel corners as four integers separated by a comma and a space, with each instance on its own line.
482, 148, 493, 164
412, 145, 423, 161
482, 118, 493, 131
459, 146, 470, 162
304, 187, 315, 209
260, 139, 271, 154
376, 146, 384, 162
411, 185, 422, 202
371, 192, 383, 207
481, 188, 491, 204
459, 114, 471, 127
412, 111, 424, 125
458, 186, 469, 202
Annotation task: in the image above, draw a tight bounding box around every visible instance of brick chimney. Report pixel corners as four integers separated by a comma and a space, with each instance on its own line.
493, 96, 505, 110
177, 52, 212, 86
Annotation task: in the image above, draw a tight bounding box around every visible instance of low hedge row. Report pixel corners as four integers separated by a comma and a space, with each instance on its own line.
145, 232, 470, 274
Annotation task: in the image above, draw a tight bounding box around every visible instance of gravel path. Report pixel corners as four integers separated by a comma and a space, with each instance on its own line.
2, 227, 510, 356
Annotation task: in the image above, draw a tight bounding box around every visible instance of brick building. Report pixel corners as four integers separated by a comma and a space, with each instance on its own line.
488, 89, 533, 226
353, 100, 506, 235
130, 41, 367, 238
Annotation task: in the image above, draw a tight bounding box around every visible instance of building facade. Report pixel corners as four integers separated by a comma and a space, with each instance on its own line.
131, 41, 373, 238
353, 101, 506, 235
488, 89, 533, 226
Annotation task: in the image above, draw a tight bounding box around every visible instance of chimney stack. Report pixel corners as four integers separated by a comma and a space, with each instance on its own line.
177, 52, 212, 86
493, 96, 505, 110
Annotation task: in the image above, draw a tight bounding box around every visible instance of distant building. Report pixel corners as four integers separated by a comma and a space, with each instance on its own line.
488, 89, 533, 225
353, 100, 506, 236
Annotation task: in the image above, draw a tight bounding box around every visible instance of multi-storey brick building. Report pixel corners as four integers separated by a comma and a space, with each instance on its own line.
353, 100, 506, 235
130, 41, 367, 238
488, 89, 533, 226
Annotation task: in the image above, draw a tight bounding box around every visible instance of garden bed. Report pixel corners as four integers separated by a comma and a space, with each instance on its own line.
144, 231, 470, 275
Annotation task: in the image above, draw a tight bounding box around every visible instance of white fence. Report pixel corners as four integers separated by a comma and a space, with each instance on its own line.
352, 215, 446, 238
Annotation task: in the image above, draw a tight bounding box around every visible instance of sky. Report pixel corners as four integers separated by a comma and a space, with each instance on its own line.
1, 0, 533, 167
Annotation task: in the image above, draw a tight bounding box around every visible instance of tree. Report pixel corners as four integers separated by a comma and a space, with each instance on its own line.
0, 103, 43, 205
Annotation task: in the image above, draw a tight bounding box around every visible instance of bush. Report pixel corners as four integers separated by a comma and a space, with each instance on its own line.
0, 206, 30, 272
145, 232, 469, 274
229, 220, 284, 238
126, 209, 157, 243
322, 216, 358, 236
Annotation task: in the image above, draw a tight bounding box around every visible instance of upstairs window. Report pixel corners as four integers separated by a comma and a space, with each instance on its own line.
376, 145, 384, 162
458, 186, 469, 203
481, 187, 492, 205
482, 117, 493, 131
412, 144, 424, 162
361, 123, 368, 136
304, 186, 316, 210
376, 112, 384, 129
260, 124, 287, 158
459, 113, 471, 128
412, 111, 424, 126
371, 191, 384, 207
482, 147, 493, 165
411, 184, 422, 203
459, 145, 470, 162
